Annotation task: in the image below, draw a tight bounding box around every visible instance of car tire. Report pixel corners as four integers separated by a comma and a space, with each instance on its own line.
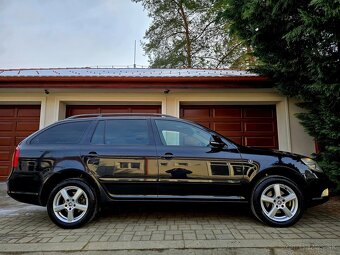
250, 176, 304, 227
47, 178, 97, 228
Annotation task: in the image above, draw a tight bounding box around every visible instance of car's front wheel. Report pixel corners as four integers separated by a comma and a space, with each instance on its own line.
47, 179, 97, 228
251, 176, 304, 227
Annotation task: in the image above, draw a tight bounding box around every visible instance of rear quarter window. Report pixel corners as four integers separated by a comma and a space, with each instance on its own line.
31, 121, 91, 144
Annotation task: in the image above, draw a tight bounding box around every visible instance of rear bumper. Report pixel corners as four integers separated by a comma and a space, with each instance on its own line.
7, 191, 41, 206
7, 171, 43, 206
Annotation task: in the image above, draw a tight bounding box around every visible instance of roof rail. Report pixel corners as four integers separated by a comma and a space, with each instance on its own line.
66, 113, 176, 119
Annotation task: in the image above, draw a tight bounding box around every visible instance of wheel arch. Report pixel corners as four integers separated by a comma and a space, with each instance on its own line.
39, 169, 101, 206
247, 167, 307, 199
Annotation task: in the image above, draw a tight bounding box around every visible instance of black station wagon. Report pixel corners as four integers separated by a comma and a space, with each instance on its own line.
7, 114, 330, 228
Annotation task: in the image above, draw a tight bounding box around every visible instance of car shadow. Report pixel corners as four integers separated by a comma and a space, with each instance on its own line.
97, 201, 252, 219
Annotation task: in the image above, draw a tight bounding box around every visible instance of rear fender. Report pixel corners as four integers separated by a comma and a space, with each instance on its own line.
39, 168, 105, 206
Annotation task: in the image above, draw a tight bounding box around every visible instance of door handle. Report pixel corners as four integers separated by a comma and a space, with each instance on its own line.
85, 152, 99, 165
87, 158, 99, 165
84, 152, 98, 157
161, 153, 174, 160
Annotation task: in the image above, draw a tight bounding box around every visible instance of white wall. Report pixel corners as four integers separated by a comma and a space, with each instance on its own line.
287, 98, 315, 156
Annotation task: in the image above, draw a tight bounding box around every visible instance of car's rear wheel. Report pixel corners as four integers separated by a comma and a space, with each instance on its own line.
251, 176, 304, 227
47, 179, 97, 228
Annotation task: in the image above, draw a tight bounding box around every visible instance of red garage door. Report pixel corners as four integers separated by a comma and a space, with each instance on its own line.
0, 105, 40, 181
66, 105, 161, 118
181, 105, 278, 149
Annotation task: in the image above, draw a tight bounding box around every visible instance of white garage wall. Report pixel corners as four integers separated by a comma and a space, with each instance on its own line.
287, 98, 315, 156
0, 89, 315, 156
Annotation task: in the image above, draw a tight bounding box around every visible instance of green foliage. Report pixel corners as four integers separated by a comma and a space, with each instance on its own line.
133, 0, 255, 68
221, 0, 340, 190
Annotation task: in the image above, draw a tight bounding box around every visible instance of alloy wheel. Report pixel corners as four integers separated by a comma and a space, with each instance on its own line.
260, 183, 298, 222
52, 186, 89, 223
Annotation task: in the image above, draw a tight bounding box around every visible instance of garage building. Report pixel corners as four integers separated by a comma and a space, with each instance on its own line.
0, 68, 315, 180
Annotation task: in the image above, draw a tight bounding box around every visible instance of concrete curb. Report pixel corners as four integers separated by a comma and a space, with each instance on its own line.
1, 239, 340, 253
0, 247, 340, 255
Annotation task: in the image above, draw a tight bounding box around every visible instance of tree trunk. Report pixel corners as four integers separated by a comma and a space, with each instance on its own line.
178, 1, 192, 68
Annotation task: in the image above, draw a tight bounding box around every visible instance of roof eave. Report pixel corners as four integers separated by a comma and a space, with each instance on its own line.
0, 76, 273, 89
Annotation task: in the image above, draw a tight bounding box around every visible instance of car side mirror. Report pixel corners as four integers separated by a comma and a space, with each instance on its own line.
210, 135, 225, 148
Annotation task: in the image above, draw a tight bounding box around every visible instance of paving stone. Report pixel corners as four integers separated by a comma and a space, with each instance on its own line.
270, 234, 281, 239
63, 236, 80, 242
196, 234, 206, 240
221, 229, 232, 234
139, 235, 150, 241
17, 237, 35, 243
132, 236, 142, 241
279, 234, 301, 239
306, 232, 325, 238
205, 234, 216, 240
259, 233, 272, 239
183, 233, 196, 240
215, 234, 235, 240
242, 234, 260, 239
124, 226, 134, 231
132, 226, 146, 231
157, 225, 170, 231
90, 235, 102, 242
297, 234, 311, 238
0, 182, 340, 253
165, 235, 174, 240
174, 234, 183, 240
48, 236, 65, 243
78, 235, 93, 242
38, 237, 51, 243
134, 231, 152, 236
169, 225, 178, 230
118, 234, 133, 241
108, 235, 119, 242
212, 229, 222, 235
178, 225, 191, 230
150, 233, 164, 241
165, 230, 182, 235
190, 225, 203, 230
98, 236, 110, 242
230, 229, 244, 239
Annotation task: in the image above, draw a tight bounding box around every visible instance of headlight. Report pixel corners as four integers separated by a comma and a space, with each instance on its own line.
301, 158, 323, 173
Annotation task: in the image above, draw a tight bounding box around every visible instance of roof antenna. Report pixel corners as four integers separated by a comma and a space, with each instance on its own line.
133, 40, 136, 68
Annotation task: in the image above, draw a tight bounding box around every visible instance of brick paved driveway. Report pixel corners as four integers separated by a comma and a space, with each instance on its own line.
0, 183, 339, 254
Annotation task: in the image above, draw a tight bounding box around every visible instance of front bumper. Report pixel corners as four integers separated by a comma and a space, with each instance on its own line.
308, 188, 330, 207
305, 171, 332, 207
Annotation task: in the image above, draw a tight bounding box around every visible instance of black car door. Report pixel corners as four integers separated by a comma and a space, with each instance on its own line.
82, 118, 158, 198
153, 119, 245, 200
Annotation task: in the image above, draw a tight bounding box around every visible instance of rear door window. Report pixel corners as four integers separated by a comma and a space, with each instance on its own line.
31, 121, 91, 144
91, 119, 150, 146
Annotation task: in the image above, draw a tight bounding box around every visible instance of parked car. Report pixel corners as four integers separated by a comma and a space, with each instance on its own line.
7, 114, 330, 228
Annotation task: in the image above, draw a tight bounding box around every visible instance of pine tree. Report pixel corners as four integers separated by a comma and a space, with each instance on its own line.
133, 0, 255, 68
221, 0, 340, 190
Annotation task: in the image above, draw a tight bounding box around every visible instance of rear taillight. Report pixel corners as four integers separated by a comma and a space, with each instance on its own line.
12, 147, 20, 168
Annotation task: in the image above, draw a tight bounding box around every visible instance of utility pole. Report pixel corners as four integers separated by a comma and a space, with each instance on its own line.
133, 40, 136, 68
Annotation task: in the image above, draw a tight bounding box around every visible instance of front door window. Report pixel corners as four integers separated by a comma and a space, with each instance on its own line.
156, 120, 211, 147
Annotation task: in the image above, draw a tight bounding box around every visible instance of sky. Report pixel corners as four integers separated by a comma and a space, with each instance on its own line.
0, 0, 150, 69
